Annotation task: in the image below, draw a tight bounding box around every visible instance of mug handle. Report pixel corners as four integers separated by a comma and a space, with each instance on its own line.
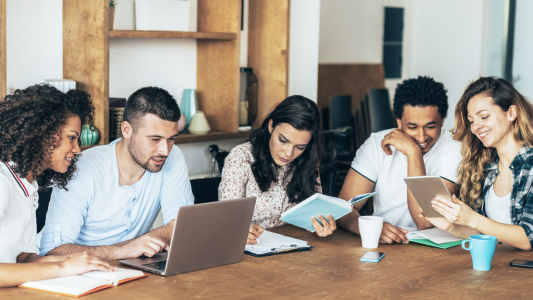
462, 240, 472, 250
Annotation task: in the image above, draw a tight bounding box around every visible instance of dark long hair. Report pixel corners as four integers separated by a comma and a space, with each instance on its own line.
0, 84, 95, 190
250, 95, 322, 203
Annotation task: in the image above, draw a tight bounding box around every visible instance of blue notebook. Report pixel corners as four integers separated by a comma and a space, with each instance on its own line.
280, 193, 376, 232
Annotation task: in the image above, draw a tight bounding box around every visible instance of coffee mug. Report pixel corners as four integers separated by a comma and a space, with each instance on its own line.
462, 235, 497, 271
358, 216, 383, 248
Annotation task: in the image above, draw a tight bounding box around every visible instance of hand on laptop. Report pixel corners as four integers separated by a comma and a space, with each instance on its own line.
379, 222, 409, 244
247, 224, 264, 244
117, 234, 170, 259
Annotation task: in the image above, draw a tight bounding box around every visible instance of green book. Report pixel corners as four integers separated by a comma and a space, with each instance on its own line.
403, 227, 463, 249
408, 239, 462, 249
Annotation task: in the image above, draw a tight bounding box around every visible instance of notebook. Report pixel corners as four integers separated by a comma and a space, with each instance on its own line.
245, 230, 311, 257
280, 193, 376, 232
19, 268, 146, 298
403, 227, 463, 249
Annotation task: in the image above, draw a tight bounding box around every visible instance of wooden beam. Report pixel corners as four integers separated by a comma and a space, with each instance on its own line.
110, 30, 236, 40
63, 0, 109, 144
248, 0, 290, 127
0, 0, 6, 101
196, 0, 241, 133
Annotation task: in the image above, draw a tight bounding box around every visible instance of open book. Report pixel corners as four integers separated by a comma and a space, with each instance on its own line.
19, 268, 147, 298
280, 192, 376, 232
403, 227, 463, 249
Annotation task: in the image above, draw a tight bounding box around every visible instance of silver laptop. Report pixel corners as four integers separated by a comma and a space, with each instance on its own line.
119, 197, 256, 276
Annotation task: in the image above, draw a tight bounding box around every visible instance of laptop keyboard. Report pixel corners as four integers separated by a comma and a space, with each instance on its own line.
142, 261, 167, 271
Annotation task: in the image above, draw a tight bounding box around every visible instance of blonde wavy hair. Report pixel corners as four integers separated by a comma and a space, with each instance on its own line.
452, 77, 533, 209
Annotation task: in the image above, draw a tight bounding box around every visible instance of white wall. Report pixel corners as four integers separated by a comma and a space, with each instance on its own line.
512, 0, 533, 100
408, 0, 485, 130
6, 0, 62, 92
288, 0, 321, 101
319, 0, 487, 130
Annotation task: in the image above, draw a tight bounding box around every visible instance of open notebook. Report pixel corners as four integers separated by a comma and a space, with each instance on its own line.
402, 227, 463, 249
280, 193, 376, 232
245, 230, 311, 257
19, 268, 146, 298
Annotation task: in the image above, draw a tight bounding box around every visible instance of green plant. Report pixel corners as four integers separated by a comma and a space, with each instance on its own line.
110, 0, 117, 7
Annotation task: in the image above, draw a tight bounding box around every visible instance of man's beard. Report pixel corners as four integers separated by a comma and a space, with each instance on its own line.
128, 137, 167, 173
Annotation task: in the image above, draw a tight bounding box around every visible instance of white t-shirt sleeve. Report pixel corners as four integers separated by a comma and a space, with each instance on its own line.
350, 133, 382, 183
436, 139, 462, 183
0, 174, 12, 225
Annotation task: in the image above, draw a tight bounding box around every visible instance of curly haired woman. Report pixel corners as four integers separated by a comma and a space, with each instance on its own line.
423, 77, 533, 251
0, 84, 115, 287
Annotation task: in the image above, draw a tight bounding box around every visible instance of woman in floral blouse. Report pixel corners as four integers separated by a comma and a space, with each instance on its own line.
425, 77, 533, 250
219, 95, 336, 244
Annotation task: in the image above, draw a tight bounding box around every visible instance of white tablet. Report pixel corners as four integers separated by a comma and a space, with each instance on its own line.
404, 176, 452, 218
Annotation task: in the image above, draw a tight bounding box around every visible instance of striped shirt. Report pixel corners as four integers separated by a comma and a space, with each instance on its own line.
475, 145, 533, 249
0, 162, 39, 263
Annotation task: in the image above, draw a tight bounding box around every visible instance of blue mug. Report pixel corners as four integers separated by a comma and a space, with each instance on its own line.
462, 235, 497, 271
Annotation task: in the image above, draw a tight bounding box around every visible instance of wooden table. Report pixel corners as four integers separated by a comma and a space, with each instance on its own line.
3, 225, 533, 299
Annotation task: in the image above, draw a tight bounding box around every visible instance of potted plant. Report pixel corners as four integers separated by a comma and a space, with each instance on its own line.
109, 0, 117, 30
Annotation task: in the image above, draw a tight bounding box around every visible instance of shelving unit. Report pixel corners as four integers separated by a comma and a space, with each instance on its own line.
63, 0, 243, 146
1, 0, 290, 145
109, 30, 236, 40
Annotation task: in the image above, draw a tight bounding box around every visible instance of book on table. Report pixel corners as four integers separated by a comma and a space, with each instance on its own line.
402, 227, 463, 249
280, 192, 376, 232
19, 268, 147, 298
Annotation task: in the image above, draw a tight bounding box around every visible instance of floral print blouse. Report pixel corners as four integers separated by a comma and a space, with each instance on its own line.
219, 142, 321, 229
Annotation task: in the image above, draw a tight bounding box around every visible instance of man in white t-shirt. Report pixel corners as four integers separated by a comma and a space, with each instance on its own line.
337, 76, 462, 244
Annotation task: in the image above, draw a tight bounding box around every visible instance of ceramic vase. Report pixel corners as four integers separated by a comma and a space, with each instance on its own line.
188, 111, 210, 135
81, 124, 100, 146
181, 89, 198, 129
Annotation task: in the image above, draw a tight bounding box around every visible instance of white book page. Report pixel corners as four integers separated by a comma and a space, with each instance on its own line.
245, 230, 309, 251
403, 227, 462, 244
82, 268, 144, 286
21, 276, 109, 296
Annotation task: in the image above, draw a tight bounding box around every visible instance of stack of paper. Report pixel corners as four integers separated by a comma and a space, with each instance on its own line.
245, 230, 311, 256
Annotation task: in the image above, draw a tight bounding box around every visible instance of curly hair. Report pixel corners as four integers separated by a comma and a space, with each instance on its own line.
393, 76, 448, 119
0, 84, 95, 190
452, 77, 533, 209
249, 95, 322, 203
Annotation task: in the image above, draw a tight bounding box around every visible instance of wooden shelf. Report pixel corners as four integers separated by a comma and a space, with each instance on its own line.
109, 30, 237, 40
80, 130, 251, 151
174, 130, 251, 144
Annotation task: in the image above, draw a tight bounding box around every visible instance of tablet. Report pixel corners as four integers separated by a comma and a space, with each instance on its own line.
404, 176, 452, 218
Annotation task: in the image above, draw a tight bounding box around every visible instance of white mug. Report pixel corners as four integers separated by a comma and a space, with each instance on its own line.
358, 216, 384, 248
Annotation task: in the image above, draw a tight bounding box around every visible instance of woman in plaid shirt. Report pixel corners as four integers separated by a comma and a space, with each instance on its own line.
423, 77, 533, 250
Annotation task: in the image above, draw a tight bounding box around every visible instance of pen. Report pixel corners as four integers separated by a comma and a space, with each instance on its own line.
256, 238, 260, 244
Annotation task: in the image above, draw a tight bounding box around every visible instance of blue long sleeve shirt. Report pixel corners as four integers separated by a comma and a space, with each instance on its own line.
39, 139, 194, 255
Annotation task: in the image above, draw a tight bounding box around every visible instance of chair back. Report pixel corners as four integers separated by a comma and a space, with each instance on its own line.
329, 95, 352, 129
368, 88, 396, 132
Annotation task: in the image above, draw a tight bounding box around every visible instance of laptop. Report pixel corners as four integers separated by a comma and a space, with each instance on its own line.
119, 197, 256, 276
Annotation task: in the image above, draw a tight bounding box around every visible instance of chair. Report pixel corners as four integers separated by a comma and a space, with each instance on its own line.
320, 95, 355, 196
367, 88, 396, 133
329, 95, 355, 161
